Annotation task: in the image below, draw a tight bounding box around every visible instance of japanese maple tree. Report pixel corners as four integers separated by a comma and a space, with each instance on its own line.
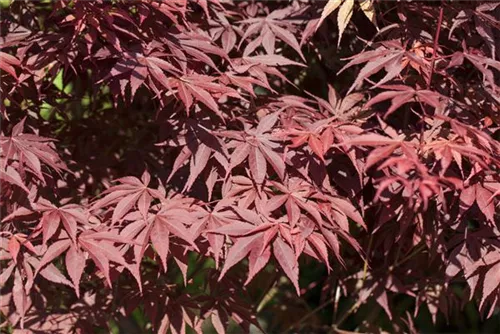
1, 0, 499, 333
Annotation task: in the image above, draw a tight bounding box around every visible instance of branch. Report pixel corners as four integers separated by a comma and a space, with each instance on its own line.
427, 4, 444, 89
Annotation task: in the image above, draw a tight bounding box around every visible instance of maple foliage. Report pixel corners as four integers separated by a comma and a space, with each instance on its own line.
1, 0, 500, 333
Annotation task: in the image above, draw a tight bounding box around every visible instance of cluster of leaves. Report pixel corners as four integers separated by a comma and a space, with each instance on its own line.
1, 0, 499, 333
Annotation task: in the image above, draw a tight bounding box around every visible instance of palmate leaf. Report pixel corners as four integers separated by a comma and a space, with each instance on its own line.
118, 196, 200, 283
90, 170, 164, 223
0, 118, 68, 183
338, 42, 431, 94
238, 7, 306, 60
78, 229, 142, 290
224, 112, 286, 184
167, 74, 241, 116
162, 120, 229, 193
211, 218, 304, 291
363, 85, 445, 118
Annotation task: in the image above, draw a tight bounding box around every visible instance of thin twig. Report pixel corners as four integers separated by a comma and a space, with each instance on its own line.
427, 4, 444, 89
256, 279, 278, 313
334, 297, 365, 329
392, 243, 427, 269
418, 3, 444, 150
286, 296, 336, 332
362, 235, 373, 282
